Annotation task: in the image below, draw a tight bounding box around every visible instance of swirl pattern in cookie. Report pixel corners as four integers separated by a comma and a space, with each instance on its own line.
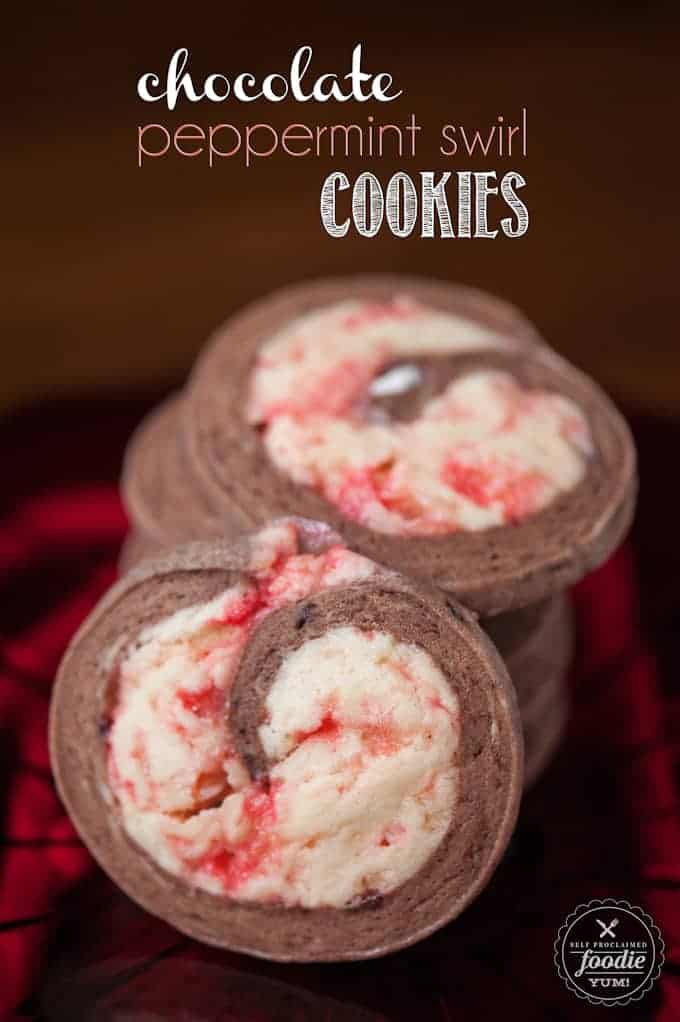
182, 276, 636, 614
50, 518, 521, 960
247, 299, 593, 536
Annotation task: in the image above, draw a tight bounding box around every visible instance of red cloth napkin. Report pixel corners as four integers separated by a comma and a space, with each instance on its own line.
1, 400, 678, 1020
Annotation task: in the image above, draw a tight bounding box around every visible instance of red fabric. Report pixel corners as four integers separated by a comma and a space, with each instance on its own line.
1, 400, 678, 1020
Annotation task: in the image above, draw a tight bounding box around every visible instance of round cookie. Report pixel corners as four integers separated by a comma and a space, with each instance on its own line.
121, 276, 546, 559
50, 518, 522, 961
179, 275, 636, 616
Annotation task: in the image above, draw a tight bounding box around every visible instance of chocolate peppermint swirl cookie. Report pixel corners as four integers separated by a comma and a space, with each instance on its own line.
169, 275, 636, 615
50, 519, 522, 960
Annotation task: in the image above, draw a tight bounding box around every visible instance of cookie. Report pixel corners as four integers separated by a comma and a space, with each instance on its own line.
50, 518, 522, 960
175, 275, 636, 615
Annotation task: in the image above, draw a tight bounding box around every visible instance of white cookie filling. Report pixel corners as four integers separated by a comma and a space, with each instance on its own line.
247, 298, 593, 535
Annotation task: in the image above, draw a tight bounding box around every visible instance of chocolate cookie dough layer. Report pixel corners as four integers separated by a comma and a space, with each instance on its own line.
182, 275, 637, 615
50, 519, 522, 961
483, 596, 571, 789
118, 528, 176, 576
121, 394, 240, 547
487, 595, 573, 707
523, 674, 569, 790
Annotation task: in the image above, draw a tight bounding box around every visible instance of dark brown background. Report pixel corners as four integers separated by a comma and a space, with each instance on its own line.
3, 9, 680, 1018
4, 3, 678, 415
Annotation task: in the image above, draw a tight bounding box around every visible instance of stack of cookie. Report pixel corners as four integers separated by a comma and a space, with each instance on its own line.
50, 276, 636, 960
119, 276, 636, 791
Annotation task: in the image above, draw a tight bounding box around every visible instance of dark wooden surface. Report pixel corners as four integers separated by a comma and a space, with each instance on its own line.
3, 3, 679, 415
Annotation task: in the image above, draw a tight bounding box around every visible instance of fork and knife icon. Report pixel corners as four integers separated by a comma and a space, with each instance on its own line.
596, 917, 619, 938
